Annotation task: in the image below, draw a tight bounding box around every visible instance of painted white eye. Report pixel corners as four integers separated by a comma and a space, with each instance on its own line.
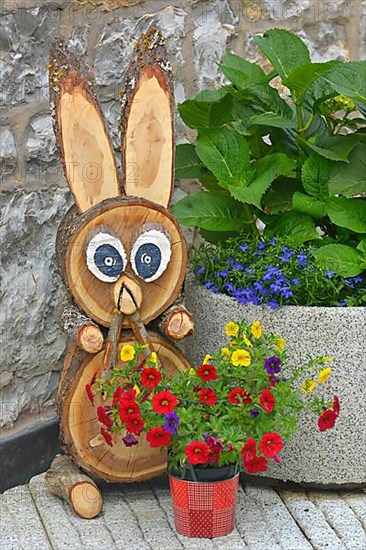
86, 232, 127, 283
131, 229, 171, 282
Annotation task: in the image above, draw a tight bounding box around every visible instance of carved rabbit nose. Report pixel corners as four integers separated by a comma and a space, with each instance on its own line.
114, 274, 142, 315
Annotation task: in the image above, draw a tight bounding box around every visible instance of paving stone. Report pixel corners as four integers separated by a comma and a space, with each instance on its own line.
0, 499, 26, 550
1, 484, 52, 549
340, 492, 366, 530
245, 484, 312, 550
309, 491, 366, 550
235, 485, 282, 550
279, 490, 345, 550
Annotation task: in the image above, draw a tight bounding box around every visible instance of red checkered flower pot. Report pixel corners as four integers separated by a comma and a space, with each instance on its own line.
169, 473, 240, 538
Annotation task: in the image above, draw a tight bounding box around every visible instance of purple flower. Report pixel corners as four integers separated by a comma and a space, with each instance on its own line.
239, 243, 248, 252
204, 434, 223, 449
263, 266, 281, 281
344, 278, 354, 288
297, 253, 308, 267
279, 246, 294, 263
268, 300, 279, 309
250, 408, 260, 418
204, 280, 219, 292
196, 266, 206, 275
325, 270, 335, 278
224, 281, 235, 294
264, 356, 281, 374
230, 260, 244, 271
269, 238, 277, 246
280, 286, 293, 298
219, 270, 229, 277
164, 412, 180, 434
292, 278, 299, 286
122, 433, 138, 447
352, 276, 363, 284
270, 283, 282, 293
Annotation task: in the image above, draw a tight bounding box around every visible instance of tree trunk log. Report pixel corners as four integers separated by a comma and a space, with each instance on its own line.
45, 454, 102, 519
159, 303, 194, 340
58, 331, 190, 483
121, 28, 174, 208
60, 304, 104, 353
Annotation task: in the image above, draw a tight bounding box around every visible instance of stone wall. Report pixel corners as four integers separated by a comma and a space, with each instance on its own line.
1, 0, 365, 431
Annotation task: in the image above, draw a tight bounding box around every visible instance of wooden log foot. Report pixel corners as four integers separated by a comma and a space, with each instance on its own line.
45, 454, 103, 519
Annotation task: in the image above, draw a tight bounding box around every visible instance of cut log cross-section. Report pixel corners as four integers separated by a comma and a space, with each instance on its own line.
58, 332, 190, 483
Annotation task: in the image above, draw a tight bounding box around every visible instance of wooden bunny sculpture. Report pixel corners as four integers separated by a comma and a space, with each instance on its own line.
45, 29, 194, 517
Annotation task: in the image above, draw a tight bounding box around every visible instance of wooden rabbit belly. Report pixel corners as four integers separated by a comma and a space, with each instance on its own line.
57, 333, 190, 483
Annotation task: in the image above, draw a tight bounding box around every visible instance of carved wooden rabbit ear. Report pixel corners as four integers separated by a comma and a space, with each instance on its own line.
121, 29, 174, 208
49, 40, 120, 213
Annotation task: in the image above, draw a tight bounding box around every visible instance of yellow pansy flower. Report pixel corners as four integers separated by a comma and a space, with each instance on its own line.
251, 321, 262, 339
225, 322, 239, 337
221, 347, 231, 358
202, 354, 211, 365
301, 379, 317, 393
133, 384, 141, 396
318, 367, 331, 384
150, 352, 158, 364
276, 338, 286, 352
231, 349, 251, 367
242, 334, 252, 347
120, 344, 135, 362
188, 368, 196, 376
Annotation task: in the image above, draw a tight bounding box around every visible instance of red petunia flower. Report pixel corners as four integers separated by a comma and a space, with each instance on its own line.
125, 414, 144, 435
259, 432, 283, 458
197, 364, 218, 381
318, 409, 337, 432
333, 395, 340, 417
119, 400, 140, 421
185, 440, 210, 465
259, 389, 275, 413
199, 388, 218, 406
100, 427, 113, 446
243, 455, 268, 474
97, 406, 113, 428
146, 427, 172, 448
228, 388, 252, 405
152, 390, 178, 414
123, 389, 137, 402
112, 386, 124, 407
140, 367, 162, 389
241, 438, 257, 462
85, 373, 97, 405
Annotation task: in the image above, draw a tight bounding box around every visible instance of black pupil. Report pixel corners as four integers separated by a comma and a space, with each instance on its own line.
135, 243, 161, 280
94, 244, 124, 278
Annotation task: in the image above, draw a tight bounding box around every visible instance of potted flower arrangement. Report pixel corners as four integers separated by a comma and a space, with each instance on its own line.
170, 28, 365, 486
91, 319, 339, 538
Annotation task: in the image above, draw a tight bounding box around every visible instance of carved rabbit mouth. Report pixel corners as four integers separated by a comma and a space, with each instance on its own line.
114, 275, 142, 316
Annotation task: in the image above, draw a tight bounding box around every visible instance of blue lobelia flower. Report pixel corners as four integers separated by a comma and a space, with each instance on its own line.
297, 253, 308, 267
268, 300, 279, 308
279, 246, 294, 263
325, 270, 335, 278
219, 270, 229, 277
280, 286, 293, 298
239, 243, 249, 252
230, 260, 244, 271
339, 300, 348, 307
196, 266, 206, 275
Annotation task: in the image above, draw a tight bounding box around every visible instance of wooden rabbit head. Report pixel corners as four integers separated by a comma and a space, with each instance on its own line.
51, 29, 187, 328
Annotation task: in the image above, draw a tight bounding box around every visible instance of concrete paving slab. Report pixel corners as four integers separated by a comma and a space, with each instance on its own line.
2, 473, 366, 550
1, 484, 52, 550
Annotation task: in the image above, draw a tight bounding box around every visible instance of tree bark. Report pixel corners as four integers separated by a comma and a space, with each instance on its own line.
59, 304, 104, 353
45, 454, 102, 519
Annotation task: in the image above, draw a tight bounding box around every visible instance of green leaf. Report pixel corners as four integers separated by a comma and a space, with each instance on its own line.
301, 155, 332, 199
266, 211, 320, 244
321, 62, 366, 104
262, 177, 304, 214
328, 144, 366, 197
357, 239, 366, 255
220, 52, 266, 90
299, 134, 363, 162
247, 112, 297, 129
254, 29, 310, 80
292, 192, 326, 218
236, 83, 294, 119
313, 244, 365, 277
284, 61, 339, 104
325, 197, 366, 233
196, 128, 253, 189
178, 93, 233, 129
175, 144, 205, 179
230, 153, 297, 208
172, 191, 253, 231
199, 229, 240, 244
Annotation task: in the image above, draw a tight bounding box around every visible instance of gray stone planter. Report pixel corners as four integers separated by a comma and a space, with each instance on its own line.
183, 277, 366, 487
